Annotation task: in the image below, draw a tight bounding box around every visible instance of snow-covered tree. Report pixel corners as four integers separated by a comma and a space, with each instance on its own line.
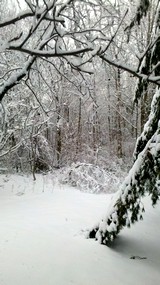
0, 0, 136, 171
89, 0, 160, 244
1, 0, 159, 185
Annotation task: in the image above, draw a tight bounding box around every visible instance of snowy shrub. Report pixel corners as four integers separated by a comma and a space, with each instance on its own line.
59, 163, 122, 194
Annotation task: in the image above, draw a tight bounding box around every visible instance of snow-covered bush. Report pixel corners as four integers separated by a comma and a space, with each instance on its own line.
59, 163, 122, 194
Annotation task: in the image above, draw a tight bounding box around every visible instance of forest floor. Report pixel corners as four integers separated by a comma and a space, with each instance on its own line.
0, 173, 160, 285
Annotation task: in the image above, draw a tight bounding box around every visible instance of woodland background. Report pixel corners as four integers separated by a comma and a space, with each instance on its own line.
0, 0, 155, 177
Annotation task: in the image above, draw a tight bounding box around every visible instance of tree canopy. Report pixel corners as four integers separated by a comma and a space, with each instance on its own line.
0, 0, 160, 103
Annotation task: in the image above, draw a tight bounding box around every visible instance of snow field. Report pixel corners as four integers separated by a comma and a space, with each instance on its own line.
0, 174, 160, 285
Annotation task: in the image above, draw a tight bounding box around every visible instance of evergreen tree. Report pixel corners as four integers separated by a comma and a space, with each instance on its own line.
89, 0, 160, 244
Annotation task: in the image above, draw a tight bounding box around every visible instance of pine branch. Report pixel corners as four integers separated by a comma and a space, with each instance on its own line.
134, 88, 160, 158
88, 89, 160, 244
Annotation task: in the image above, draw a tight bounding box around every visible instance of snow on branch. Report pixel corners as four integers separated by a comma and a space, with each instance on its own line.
98, 54, 160, 87
0, 10, 65, 28
8, 46, 94, 58
0, 56, 36, 102
125, 0, 150, 33
0, 0, 66, 28
0, 10, 34, 27
0, 0, 95, 101
89, 124, 160, 244
134, 88, 160, 159
56, 0, 74, 17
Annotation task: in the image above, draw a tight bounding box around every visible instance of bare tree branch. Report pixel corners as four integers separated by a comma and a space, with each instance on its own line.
8, 45, 93, 57
99, 53, 160, 86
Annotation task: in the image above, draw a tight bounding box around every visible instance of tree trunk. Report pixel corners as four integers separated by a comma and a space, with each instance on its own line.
76, 98, 82, 156
55, 95, 62, 168
115, 69, 123, 158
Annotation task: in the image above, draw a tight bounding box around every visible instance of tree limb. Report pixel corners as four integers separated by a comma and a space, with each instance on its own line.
99, 53, 160, 86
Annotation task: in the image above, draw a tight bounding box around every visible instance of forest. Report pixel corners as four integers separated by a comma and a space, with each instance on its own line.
1, 0, 155, 173
0, 0, 160, 285
0, 0, 160, 284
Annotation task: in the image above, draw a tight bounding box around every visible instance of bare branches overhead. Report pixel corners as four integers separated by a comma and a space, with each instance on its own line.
0, 0, 160, 103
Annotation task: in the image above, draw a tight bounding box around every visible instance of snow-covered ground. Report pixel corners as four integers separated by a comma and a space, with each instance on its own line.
0, 174, 160, 285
